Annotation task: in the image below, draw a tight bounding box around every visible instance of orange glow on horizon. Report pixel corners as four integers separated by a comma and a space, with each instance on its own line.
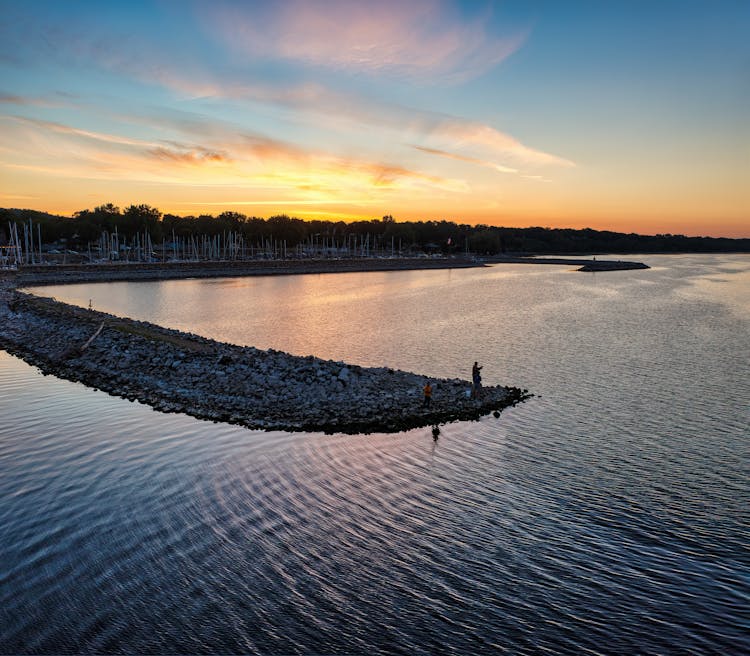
11, 192, 748, 239
2, 2, 748, 241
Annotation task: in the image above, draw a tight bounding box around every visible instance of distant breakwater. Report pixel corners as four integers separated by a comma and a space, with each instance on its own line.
0, 279, 530, 434
483, 256, 650, 271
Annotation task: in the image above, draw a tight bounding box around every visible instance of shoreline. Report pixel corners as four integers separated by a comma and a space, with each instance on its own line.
0, 278, 530, 434
9, 254, 649, 286
13, 257, 484, 286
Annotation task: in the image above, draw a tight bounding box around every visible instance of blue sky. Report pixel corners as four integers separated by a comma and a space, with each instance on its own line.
1, 0, 748, 236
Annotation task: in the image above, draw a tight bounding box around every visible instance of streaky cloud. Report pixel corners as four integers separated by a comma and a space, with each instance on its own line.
202, 0, 527, 81
4, 115, 157, 148
0, 9, 565, 171
1, 111, 465, 194
0, 92, 77, 108
430, 120, 577, 168
0, 93, 31, 104
413, 145, 519, 174
0, 193, 37, 200
126, 70, 573, 169
149, 143, 230, 164
182, 199, 377, 206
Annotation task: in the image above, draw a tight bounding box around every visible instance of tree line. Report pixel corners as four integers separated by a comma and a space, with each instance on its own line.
1, 205, 748, 255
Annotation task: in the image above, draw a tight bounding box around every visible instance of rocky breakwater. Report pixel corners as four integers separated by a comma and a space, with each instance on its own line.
0, 283, 530, 434
577, 260, 649, 272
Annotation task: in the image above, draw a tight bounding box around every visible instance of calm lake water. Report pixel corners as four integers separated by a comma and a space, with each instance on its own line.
2, 254, 748, 654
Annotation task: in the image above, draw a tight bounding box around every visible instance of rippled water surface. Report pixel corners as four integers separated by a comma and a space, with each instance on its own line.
3, 254, 748, 654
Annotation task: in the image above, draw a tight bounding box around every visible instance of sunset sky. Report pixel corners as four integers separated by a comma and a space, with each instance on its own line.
1, 0, 748, 237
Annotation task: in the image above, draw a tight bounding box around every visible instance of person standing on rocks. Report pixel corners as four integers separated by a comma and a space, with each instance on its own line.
423, 381, 433, 407
472, 361, 483, 399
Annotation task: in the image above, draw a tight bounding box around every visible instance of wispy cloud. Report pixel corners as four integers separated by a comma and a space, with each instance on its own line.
121, 70, 574, 170
8, 115, 154, 147
359, 161, 466, 190
0, 93, 30, 104
234, 134, 310, 163
202, 0, 527, 82
148, 144, 230, 164
182, 199, 377, 206
0, 92, 73, 108
5, 115, 233, 167
428, 120, 576, 168
0, 112, 465, 194
0, 4, 568, 172
0, 193, 37, 200
413, 145, 519, 174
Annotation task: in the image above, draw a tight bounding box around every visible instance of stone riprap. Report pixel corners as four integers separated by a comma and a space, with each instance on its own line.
482, 255, 650, 271
0, 280, 529, 434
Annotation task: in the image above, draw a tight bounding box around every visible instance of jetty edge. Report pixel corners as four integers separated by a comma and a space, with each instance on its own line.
482, 255, 649, 272
0, 281, 530, 435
